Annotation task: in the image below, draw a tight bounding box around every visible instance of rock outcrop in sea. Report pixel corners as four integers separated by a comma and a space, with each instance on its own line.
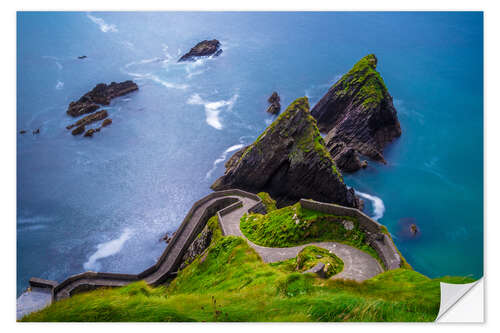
311, 54, 401, 172
266, 92, 281, 114
211, 97, 361, 208
66, 81, 138, 117
178, 39, 222, 62
67, 110, 109, 131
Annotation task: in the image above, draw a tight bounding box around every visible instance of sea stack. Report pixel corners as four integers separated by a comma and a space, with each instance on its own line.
311, 54, 401, 172
211, 97, 361, 208
266, 92, 281, 114
178, 39, 222, 62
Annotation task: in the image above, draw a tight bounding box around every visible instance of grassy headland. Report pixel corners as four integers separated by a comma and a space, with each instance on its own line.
22, 214, 474, 322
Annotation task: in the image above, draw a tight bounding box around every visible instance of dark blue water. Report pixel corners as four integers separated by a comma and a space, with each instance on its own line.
17, 12, 483, 296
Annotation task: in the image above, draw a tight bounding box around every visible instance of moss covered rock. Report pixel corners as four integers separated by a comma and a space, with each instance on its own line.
211, 97, 360, 208
311, 54, 401, 172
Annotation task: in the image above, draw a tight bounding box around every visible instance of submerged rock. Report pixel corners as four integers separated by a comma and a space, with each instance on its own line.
266, 91, 281, 114
410, 223, 419, 236
66, 80, 138, 117
71, 125, 85, 136
311, 54, 401, 172
101, 118, 112, 127
66, 110, 109, 131
211, 97, 360, 208
83, 128, 100, 137
178, 39, 222, 62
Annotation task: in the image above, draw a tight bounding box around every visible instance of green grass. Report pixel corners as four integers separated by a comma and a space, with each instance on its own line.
22, 232, 475, 322
270, 245, 344, 278
257, 192, 277, 212
333, 54, 389, 110
240, 202, 383, 265
237, 97, 343, 182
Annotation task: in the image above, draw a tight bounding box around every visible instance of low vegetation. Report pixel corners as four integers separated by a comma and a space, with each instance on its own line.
240, 202, 382, 264
270, 245, 344, 278
334, 54, 389, 110
22, 228, 474, 322
257, 192, 277, 212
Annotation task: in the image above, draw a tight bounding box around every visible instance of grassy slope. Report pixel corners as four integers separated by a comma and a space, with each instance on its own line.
22, 236, 474, 322
22, 217, 474, 322
240, 201, 383, 266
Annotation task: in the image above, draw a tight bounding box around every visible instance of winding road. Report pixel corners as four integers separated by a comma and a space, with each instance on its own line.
20, 189, 387, 318
218, 195, 383, 281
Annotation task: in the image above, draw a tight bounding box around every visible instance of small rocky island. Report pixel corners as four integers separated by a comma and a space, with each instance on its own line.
66, 80, 138, 137
311, 54, 402, 172
178, 39, 222, 62
67, 80, 138, 117
266, 92, 281, 114
211, 97, 361, 208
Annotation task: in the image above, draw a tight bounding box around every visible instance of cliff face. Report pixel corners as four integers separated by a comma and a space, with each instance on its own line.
211, 97, 360, 208
311, 54, 401, 172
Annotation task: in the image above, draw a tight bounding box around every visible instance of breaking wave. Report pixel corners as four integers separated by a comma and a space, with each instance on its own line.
84, 228, 133, 271
187, 93, 238, 130
355, 191, 385, 221
205, 144, 245, 179
86, 13, 118, 33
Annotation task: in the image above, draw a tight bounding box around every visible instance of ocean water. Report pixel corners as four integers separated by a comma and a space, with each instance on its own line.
17, 12, 483, 296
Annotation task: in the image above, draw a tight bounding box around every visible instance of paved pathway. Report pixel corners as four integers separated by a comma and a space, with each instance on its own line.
219, 197, 383, 281
20, 190, 383, 318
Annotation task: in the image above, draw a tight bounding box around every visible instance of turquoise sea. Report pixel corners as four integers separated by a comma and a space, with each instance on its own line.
17, 12, 483, 296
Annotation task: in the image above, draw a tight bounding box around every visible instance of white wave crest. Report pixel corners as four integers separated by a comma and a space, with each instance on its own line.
55, 81, 64, 90
84, 228, 132, 271
355, 191, 385, 221
206, 144, 245, 179
87, 13, 118, 33
125, 71, 188, 90
187, 93, 238, 130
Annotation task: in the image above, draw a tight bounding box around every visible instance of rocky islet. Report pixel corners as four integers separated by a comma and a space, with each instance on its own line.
311, 54, 401, 172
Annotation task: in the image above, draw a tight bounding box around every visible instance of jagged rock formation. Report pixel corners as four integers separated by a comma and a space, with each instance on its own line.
67, 110, 109, 131
178, 223, 215, 270
178, 39, 222, 62
266, 91, 281, 114
211, 97, 360, 208
80, 118, 113, 138
311, 54, 401, 172
66, 81, 138, 117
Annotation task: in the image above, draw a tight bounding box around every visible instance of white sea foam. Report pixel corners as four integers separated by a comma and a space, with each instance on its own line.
149, 74, 189, 90
120, 40, 135, 50
205, 144, 245, 179
86, 13, 118, 33
124, 70, 188, 90
55, 81, 64, 90
187, 93, 239, 130
84, 228, 132, 271
355, 191, 385, 221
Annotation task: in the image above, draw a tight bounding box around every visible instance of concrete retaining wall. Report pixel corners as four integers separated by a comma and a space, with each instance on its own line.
31, 189, 401, 304
46, 189, 263, 301
299, 199, 401, 270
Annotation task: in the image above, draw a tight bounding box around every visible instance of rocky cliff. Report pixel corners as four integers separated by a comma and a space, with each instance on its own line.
310, 54, 401, 172
211, 97, 360, 208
